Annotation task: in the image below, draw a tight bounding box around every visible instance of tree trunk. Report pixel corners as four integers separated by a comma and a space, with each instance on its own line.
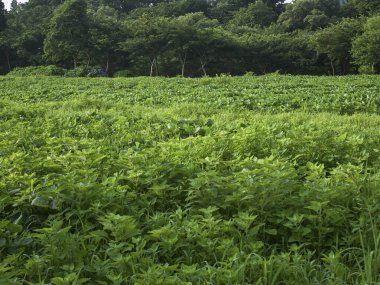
342, 61, 346, 75
73, 58, 77, 69
200, 57, 207, 76
5, 50, 11, 70
150, 59, 154, 76
105, 55, 109, 73
181, 62, 185, 77
372, 63, 375, 74
180, 54, 187, 77
154, 57, 159, 76
330, 58, 335, 76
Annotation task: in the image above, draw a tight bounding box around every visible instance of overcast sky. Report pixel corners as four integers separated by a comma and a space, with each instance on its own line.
3, 0, 293, 10
4, 0, 26, 9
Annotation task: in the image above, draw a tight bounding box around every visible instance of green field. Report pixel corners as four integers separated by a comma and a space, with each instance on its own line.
2, 75, 380, 284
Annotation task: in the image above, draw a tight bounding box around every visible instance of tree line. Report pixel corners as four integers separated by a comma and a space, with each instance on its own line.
0, 0, 380, 76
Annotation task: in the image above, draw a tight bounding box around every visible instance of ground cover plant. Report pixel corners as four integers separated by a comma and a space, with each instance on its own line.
1, 75, 380, 284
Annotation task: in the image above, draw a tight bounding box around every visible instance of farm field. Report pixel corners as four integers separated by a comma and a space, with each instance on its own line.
1, 75, 380, 284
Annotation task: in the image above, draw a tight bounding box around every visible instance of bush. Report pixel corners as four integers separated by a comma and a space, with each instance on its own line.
113, 69, 134, 77
64, 66, 93, 77
7, 65, 66, 76
358, 65, 376, 74
243, 71, 256, 76
65, 66, 107, 77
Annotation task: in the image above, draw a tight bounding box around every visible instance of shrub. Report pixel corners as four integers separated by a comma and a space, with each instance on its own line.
243, 71, 256, 76
358, 65, 376, 74
64, 66, 103, 77
7, 65, 66, 76
113, 69, 134, 77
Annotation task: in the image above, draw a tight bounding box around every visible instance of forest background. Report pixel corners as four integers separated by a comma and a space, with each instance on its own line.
0, 0, 380, 77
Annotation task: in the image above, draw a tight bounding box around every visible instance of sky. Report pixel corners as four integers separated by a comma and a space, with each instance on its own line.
3, 0, 293, 10
3, 0, 27, 10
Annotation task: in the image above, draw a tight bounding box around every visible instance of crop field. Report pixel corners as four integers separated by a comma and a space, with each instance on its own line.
1, 75, 380, 284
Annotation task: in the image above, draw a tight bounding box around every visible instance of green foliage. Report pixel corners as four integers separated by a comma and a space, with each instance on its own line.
113, 69, 133, 77
1, 75, 380, 283
2, 0, 62, 68
229, 1, 278, 28
0, 0, 6, 32
64, 66, 102, 77
311, 17, 363, 75
358, 65, 375, 75
245, 31, 318, 74
128, 0, 210, 18
348, 0, 380, 16
6, 65, 66, 76
351, 15, 380, 74
88, 6, 124, 72
120, 15, 171, 76
120, 13, 234, 76
278, 0, 341, 31
1, 0, 380, 76
44, 0, 89, 68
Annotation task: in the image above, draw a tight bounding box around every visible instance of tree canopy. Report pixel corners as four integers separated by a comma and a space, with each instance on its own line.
0, 0, 6, 31
44, 0, 89, 68
351, 15, 380, 73
1, 0, 380, 75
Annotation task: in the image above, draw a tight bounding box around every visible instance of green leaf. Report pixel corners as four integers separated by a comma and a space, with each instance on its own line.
265, 229, 277, 235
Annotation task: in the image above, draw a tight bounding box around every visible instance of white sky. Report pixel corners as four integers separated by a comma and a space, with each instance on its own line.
4, 0, 27, 10
3, 0, 293, 10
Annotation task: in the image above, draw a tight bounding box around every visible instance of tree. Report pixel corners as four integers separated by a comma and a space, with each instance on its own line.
165, 12, 230, 77
44, 0, 89, 68
263, 0, 285, 14
10, 0, 18, 11
4, 0, 65, 67
0, 0, 6, 32
120, 15, 170, 76
0, 0, 11, 72
99, 0, 139, 13
166, 12, 228, 76
229, 1, 277, 27
278, 0, 341, 31
89, 6, 124, 72
208, 0, 248, 23
166, 14, 197, 76
303, 9, 330, 30
312, 18, 363, 75
351, 15, 380, 73
99, 0, 172, 14
348, 0, 380, 16
243, 31, 318, 74
193, 27, 239, 76
128, 0, 210, 18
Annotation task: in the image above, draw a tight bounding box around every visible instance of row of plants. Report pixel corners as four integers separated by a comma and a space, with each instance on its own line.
2, 75, 380, 114
1, 76, 380, 283
6, 66, 110, 78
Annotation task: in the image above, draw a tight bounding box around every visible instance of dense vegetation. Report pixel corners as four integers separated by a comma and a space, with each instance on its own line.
1, 0, 380, 76
2, 75, 380, 283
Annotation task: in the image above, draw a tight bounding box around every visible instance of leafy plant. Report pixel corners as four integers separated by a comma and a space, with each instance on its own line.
1, 75, 380, 283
